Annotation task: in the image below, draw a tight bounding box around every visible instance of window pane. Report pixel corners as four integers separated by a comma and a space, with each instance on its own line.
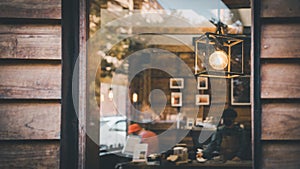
89, 0, 252, 168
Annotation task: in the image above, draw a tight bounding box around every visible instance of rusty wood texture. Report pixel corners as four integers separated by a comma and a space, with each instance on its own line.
262, 103, 300, 140
261, 0, 300, 18
262, 141, 300, 169
0, 102, 61, 140
0, 63, 61, 99
0, 24, 61, 60
261, 62, 300, 99
0, 141, 60, 169
0, 0, 61, 19
261, 23, 300, 59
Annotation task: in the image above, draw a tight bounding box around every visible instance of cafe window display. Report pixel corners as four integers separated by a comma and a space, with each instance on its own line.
90, 0, 252, 168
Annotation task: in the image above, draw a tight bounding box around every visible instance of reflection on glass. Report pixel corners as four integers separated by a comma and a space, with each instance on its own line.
89, 0, 252, 167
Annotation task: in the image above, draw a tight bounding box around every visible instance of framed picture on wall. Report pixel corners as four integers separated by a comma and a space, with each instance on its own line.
231, 76, 251, 105
197, 76, 208, 90
195, 94, 210, 105
171, 92, 182, 107
170, 78, 184, 89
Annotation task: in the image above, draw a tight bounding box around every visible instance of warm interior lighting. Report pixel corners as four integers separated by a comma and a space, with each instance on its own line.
194, 32, 244, 78
132, 92, 138, 103
108, 87, 113, 101
100, 94, 105, 102
209, 50, 228, 70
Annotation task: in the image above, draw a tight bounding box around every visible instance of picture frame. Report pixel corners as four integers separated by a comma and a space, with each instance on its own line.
197, 76, 208, 90
195, 94, 210, 105
171, 92, 182, 107
170, 78, 184, 89
231, 76, 251, 105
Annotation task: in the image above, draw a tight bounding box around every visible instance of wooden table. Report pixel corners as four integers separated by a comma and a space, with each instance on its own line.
118, 160, 252, 169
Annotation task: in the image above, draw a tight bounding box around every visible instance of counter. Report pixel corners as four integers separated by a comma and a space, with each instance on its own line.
118, 160, 252, 169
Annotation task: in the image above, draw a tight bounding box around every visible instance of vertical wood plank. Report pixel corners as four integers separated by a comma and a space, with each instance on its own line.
61, 0, 81, 168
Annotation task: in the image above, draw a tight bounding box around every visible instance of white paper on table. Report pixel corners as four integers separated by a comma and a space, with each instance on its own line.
122, 135, 141, 156
132, 143, 148, 162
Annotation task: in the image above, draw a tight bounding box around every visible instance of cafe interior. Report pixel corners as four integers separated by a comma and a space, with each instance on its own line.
91, 0, 252, 168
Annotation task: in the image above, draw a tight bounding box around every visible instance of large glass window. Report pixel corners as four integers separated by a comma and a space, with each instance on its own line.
89, 0, 252, 168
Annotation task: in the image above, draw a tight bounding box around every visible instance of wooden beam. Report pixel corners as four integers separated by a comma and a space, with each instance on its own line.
0, 141, 60, 169
262, 103, 300, 140
61, 0, 79, 168
261, 62, 300, 99
261, 23, 300, 59
0, 102, 61, 140
0, 24, 61, 60
222, 0, 251, 9
0, 0, 61, 19
252, 0, 263, 168
262, 141, 300, 169
261, 0, 300, 18
0, 63, 61, 99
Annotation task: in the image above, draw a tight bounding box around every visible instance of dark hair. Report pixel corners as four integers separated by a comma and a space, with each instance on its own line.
222, 108, 237, 118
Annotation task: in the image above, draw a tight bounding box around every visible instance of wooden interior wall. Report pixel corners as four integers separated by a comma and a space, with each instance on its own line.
259, 0, 300, 168
0, 0, 61, 168
130, 44, 251, 126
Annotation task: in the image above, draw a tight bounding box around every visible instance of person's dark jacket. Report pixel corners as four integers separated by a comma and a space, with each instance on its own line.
202, 124, 246, 160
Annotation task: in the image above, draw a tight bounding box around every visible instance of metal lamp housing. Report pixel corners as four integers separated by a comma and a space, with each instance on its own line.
195, 33, 244, 78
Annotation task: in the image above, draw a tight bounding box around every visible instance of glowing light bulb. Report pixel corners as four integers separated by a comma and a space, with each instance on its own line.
132, 92, 138, 103
108, 88, 113, 101
209, 51, 228, 70
100, 94, 105, 102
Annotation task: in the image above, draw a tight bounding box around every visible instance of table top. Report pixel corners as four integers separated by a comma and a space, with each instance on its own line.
119, 160, 252, 169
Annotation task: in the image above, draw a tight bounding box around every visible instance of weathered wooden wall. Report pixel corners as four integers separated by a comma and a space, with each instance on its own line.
0, 0, 61, 168
259, 0, 300, 168
1, 0, 299, 168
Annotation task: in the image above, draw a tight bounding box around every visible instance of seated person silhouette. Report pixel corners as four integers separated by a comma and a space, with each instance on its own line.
197, 108, 246, 161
